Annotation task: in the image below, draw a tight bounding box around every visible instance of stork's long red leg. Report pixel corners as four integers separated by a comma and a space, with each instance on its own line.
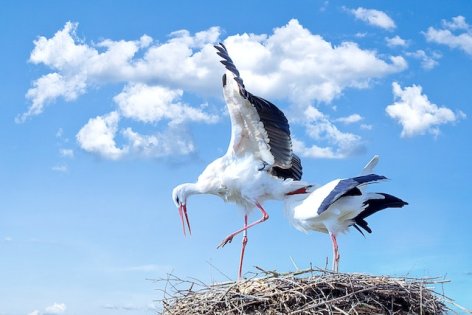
329, 232, 340, 272
217, 202, 269, 249
238, 215, 248, 280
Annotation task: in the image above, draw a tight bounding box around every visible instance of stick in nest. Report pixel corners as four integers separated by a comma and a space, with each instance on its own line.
152, 267, 468, 315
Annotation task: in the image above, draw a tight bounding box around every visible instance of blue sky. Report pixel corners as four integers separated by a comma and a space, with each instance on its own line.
1, 1, 471, 314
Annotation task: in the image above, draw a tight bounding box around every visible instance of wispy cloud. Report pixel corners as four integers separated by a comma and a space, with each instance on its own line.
386, 82, 465, 137
75, 112, 197, 160
51, 164, 68, 173
76, 111, 125, 160
425, 16, 472, 57
103, 302, 156, 311
406, 50, 441, 70
59, 149, 74, 158
349, 7, 396, 30
335, 114, 363, 124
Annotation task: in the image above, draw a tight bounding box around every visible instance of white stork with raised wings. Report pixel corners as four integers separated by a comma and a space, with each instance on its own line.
284, 156, 407, 272
172, 43, 309, 279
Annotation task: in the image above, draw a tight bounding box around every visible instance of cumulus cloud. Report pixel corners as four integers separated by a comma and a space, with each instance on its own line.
224, 19, 406, 105
349, 7, 396, 30
406, 50, 441, 70
20, 22, 221, 122
44, 303, 66, 315
425, 16, 472, 56
386, 82, 465, 137
19, 73, 86, 122
292, 106, 365, 159
114, 83, 218, 124
75, 111, 197, 160
122, 126, 195, 158
76, 112, 125, 160
386, 35, 407, 47
29, 303, 66, 315
442, 15, 469, 31
24, 19, 407, 159
24, 19, 406, 111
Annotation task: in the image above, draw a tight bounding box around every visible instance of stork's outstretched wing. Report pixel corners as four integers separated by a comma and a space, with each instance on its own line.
317, 174, 387, 215
214, 43, 300, 179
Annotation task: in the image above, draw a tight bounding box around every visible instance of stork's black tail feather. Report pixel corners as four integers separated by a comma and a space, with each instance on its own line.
352, 193, 408, 235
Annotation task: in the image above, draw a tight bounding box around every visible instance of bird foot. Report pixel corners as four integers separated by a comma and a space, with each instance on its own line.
217, 235, 234, 249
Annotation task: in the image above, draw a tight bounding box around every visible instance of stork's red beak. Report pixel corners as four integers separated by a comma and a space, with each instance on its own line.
178, 203, 192, 236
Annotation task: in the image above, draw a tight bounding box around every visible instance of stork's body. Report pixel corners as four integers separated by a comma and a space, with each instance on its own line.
172, 43, 307, 279
284, 156, 407, 272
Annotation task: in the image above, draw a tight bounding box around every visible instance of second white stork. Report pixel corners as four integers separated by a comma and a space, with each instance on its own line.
172, 43, 309, 279
284, 156, 407, 272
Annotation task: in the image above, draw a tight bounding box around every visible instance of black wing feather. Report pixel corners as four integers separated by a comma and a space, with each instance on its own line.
214, 42, 295, 170
271, 154, 303, 180
317, 174, 387, 215
352, 193, 408, 233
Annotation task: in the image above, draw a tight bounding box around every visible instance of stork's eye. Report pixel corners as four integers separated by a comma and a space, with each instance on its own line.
176, 196, 180, 204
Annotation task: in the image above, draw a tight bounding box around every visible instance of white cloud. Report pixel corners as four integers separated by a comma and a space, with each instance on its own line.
425, 16, 472, 56
21, 22, 222, 122
76, 112, 125, 160
60, 149, 74, 158
386, 82, 465, 137
224, 19, 406, 105
44, 303, 66, 315
442, 15, 469, 31
24, 20, 407, 159
292, 106, 365, 159
386, 35, 407, 47
75, 112, 197, 160
29, 303, 66, 315
114, 83, 218, 124
350, 7, 396, 30
18, 73, 86, 122
102, 302, 157, 311
51, 164, 68, 173
3, 236, 13, 242
335, 113, 363, 124
122, 127, 195, 158
360, 123, 373, 130
24, 19, 406, 115
406, 50, 441, 70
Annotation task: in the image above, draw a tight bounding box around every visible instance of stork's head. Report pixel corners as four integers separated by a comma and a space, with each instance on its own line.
172, 184, 192, 236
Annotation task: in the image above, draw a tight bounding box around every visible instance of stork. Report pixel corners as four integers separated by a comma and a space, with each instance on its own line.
284, 156, 407, 272
172, 43, 309, 279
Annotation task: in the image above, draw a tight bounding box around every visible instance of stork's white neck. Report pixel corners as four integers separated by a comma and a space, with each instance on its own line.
181, 182, 208, 198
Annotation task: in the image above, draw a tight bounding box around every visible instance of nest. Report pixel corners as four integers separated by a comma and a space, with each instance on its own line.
156, 267, 454, 315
